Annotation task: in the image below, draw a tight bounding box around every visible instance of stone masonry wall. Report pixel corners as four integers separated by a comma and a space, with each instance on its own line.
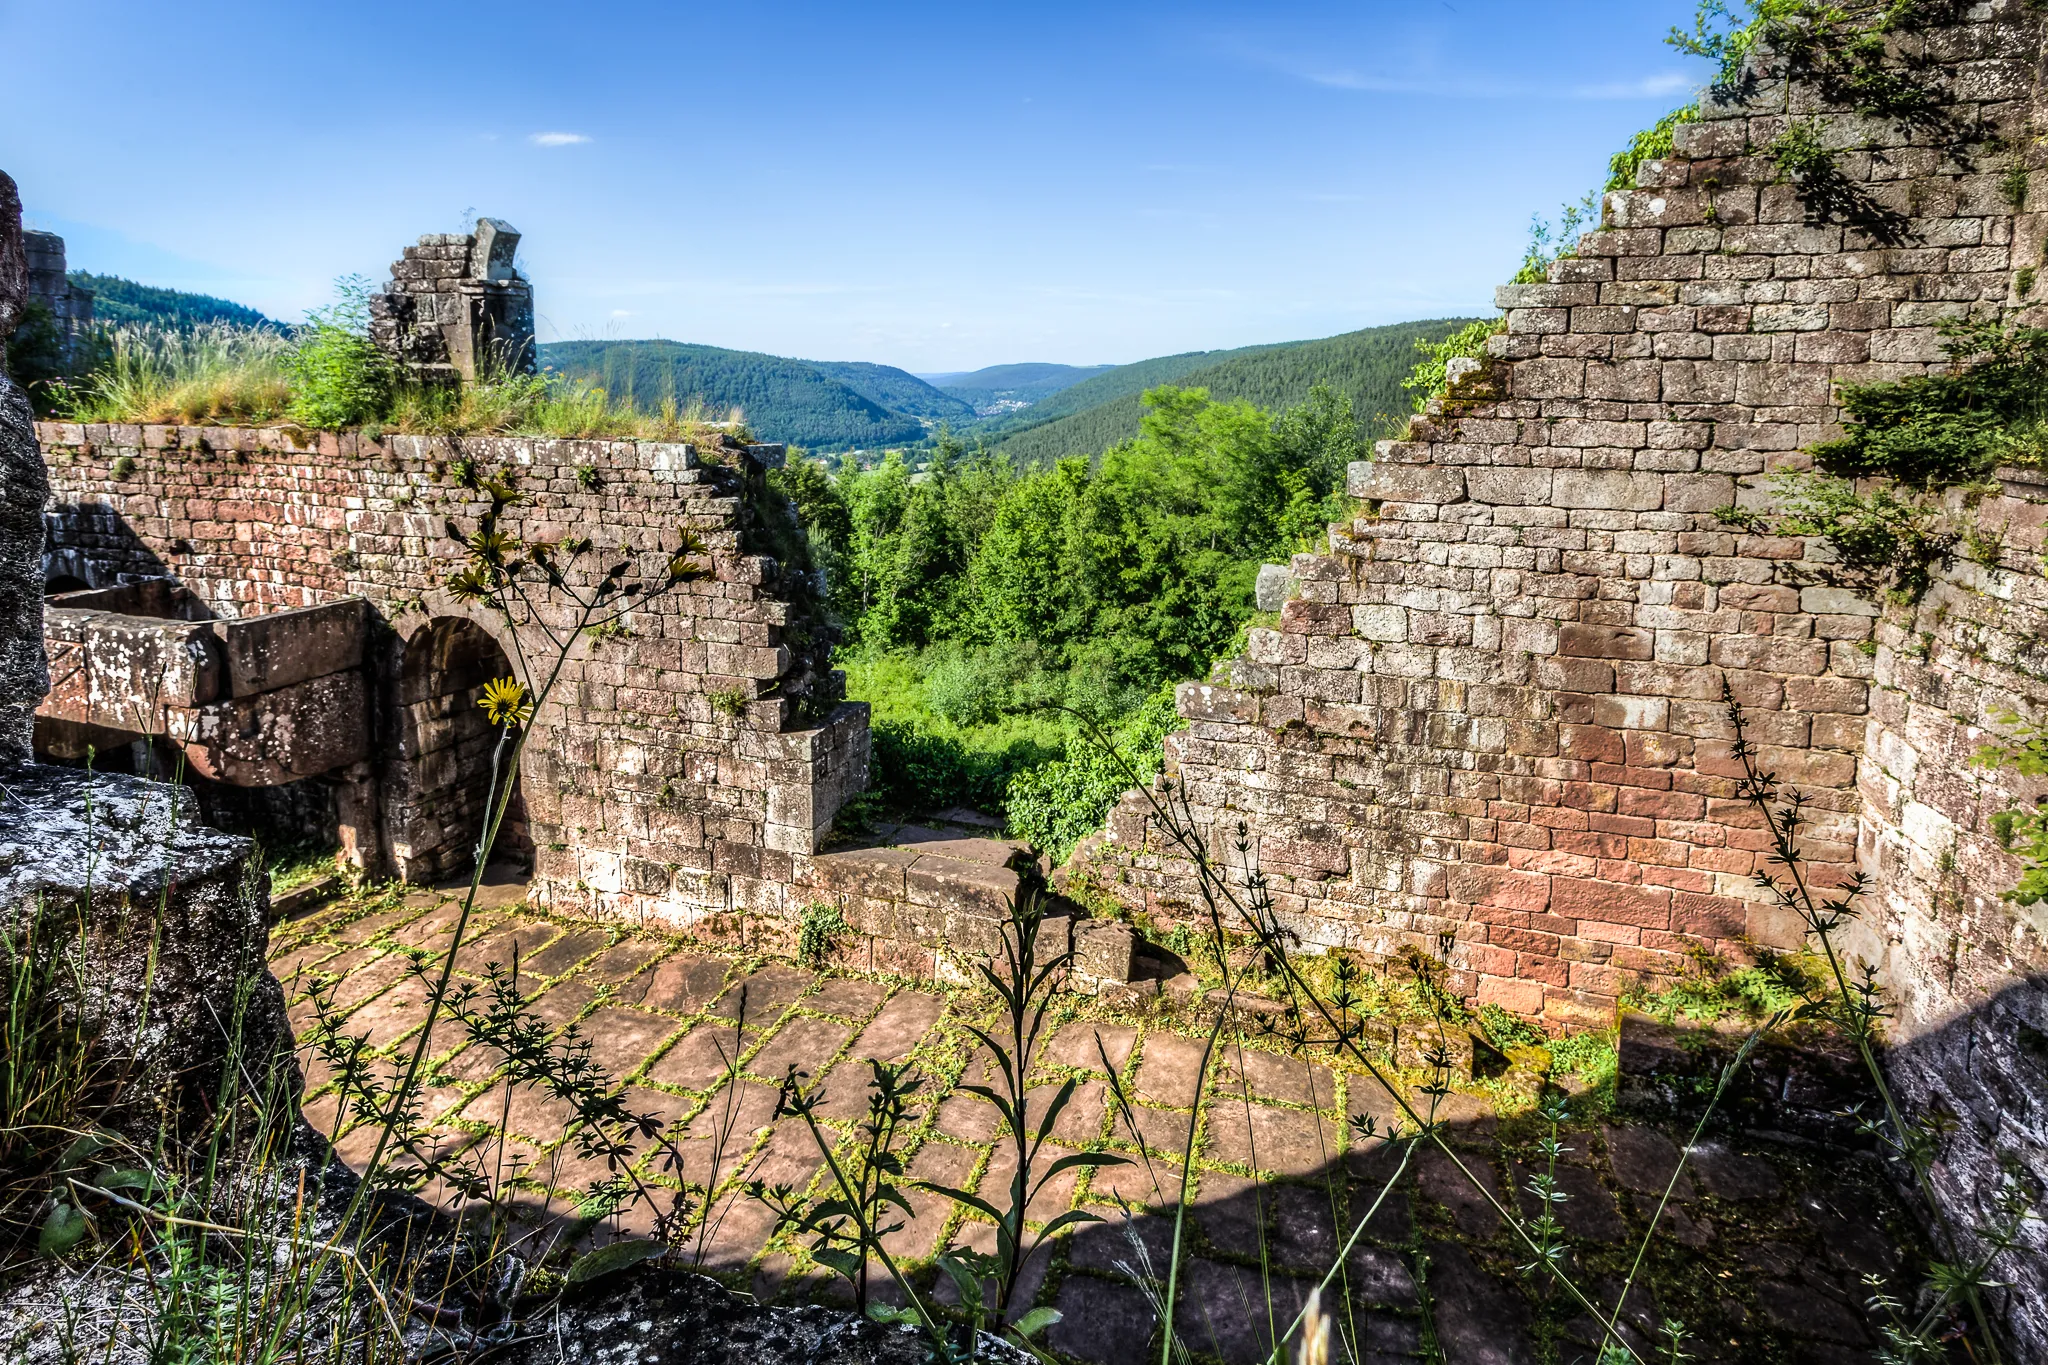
1089, 0, 2044, 1021
34, 422, 868, 932
1081, 3, 2048, 1346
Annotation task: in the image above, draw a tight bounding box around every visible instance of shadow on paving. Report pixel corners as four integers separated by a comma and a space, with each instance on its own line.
271, 888, 1938, 1365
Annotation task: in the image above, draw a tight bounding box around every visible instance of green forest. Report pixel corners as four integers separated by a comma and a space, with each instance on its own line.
541, 339, 931, 449
69, 272, 280, 330
776, 380, 1372, 853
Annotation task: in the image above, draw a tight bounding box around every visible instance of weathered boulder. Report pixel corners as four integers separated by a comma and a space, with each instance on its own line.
0, 764, 292, 1141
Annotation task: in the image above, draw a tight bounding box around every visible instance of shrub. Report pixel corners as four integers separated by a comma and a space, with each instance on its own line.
1606, 105, 1697, 190
285, 276, 389, 430
1814, 317, 2048, 486
1401, 318, 1504, 411
1005, 686, 1182, 859
796, 902, 848, 966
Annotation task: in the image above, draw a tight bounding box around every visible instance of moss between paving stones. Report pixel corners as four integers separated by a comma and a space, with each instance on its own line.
273, 883, 1939, 1365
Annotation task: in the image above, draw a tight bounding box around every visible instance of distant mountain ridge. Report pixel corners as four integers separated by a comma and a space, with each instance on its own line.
993, 318, 1479, 467
929, 361, 1116, 415
540, 339, 929, 451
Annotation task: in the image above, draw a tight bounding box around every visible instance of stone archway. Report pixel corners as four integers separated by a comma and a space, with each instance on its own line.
388, 616, 531, 883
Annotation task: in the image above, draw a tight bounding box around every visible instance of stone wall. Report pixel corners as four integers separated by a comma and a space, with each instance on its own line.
1078, 6, 2048, 1346
34, 422, 869, 934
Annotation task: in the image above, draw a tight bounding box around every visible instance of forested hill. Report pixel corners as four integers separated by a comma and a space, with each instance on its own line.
540, 340, 929, 450
808, 360, 976, 424
995, 318, 1478, 467
971, 341, 1296, 443
70, 273, 281, 330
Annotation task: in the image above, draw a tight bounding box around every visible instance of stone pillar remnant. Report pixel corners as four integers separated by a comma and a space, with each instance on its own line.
368, 219, 537, 385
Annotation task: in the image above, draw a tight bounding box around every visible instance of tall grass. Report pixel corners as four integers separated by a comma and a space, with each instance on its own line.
53, 321, 294, 426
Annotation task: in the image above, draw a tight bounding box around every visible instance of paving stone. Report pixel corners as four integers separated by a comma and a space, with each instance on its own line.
1201, 1098, 1342, 1177
1190, 1169, 1262, 1250
1627, 1190, 1712, 1247
1417, 1149, 1503, 1239
1690, 1142, 1784, 1201
1045, 1275, 1159, 1365
803, 975, 890, 1020
1042, 1020, 1138, 1075
1347, 1244, 1419, 1309
1509, 1160, 1626, 1242
932, 1088, 1003, 1141
389, 903, 493, 950
1345, 1070, 1411, 1140
1172, 1258, 1313, 1365
1069, 1210, 1175, 1273
614, 1084, 701, 1148
645, 1022, 754, 1090
709, 964, 814, 1024
745, 1014, 855, 1086
1134, 1029, 1211, 1107
879, 1141, 979, 1261
461, 1077, 583, 1140
575, 1005, 685, 1077
1801, 1190, 1902, 1280
1424, 1241, 1535, 1365
578, 936, 664, 982
328, 952, 410, 1010
1754, 1280, 1868, 1345
849, 990, 945, 1064
452, 920, 560, 979
1264, 1181, 1343, 1272
615, 952, 731, 1012
332, 905, 419, 945
1603, 1122, 1695, 1199
1115, 1102, 1193, 1158
1084, 1150, 1183, 1210
676, 1080, 780, 1172
979, 1140, 1082, 1222
1218, 1045, 1336, 1109
1033, 1077, 1109, 1143
330, 977, 428, 1051
688, 1191, 780, 1274
744, 1121, 829, 1194
518, 927, 610, 979
526, 978, 600, 1029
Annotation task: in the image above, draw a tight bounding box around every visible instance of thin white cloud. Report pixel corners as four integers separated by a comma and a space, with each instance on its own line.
1294, 65, 1696, 99
529, 131, 592, 147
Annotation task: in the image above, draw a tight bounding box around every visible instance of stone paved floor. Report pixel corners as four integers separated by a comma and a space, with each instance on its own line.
273, 881, 1934, 1365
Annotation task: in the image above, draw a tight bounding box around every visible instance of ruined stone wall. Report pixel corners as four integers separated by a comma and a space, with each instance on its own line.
1088, 0, 2043, 1016
1861, 467, 2048, 1350
369, 221, 536, 385
1079, 2, 2048, 1345
34, 422, 869, 930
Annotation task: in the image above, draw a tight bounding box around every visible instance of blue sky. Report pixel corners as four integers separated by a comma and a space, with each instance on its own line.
1, 1, 1711, 373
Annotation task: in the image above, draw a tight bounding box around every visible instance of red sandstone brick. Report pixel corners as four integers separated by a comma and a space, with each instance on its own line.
1446, 864, 1552, 912
1551, 877, 1672, 929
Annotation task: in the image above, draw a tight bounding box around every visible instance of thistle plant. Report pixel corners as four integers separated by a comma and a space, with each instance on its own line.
920, 894, 1128, 1319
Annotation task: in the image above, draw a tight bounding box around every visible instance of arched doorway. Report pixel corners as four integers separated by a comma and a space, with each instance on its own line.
44, 574, 88, 595
393, 617, 532, 882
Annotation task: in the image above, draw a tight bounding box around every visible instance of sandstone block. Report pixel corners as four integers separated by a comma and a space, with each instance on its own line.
212, 596, 368, 696
1552, 470, 1663, 511
1349, 463, 1465, 504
